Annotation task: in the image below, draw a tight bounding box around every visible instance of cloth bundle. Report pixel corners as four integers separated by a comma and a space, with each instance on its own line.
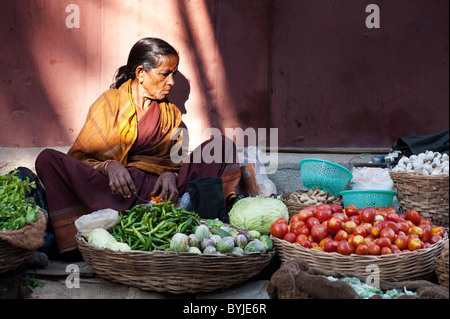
266, 258, 449, 299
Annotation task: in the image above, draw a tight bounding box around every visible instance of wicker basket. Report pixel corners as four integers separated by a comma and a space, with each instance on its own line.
76, 233, 274, 294
389, 171, 449, 227
435, 239, 449, 288
0, 239, 33, 274
272, 235, 446, 282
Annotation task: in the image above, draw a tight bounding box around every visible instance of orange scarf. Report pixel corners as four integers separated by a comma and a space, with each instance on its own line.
68, 79, 183, 175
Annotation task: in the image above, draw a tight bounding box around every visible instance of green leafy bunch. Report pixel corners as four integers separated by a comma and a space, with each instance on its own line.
0, 170, 40, 231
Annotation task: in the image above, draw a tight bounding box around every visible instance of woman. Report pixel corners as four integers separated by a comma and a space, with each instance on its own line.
35, 38, 241, 254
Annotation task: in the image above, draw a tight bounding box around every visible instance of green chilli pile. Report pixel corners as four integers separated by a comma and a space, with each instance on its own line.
111, 202, 200, 251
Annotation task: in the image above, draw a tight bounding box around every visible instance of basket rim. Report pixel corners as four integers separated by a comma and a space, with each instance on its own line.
340, 189, 397, 196
76, 232, 274, 259
271, 232, 447, 260
299, 158, 353, 178
389, 171, 450, 180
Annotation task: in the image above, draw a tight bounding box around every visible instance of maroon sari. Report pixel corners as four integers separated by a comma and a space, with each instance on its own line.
36, 102, 240, 253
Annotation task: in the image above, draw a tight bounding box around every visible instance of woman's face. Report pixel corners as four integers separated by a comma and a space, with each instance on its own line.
139, 54, 179, 100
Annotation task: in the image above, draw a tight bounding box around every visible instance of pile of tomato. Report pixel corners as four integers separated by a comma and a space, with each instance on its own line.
270, 203, 446, 256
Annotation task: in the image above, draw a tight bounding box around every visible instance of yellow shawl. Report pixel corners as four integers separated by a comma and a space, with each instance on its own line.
68, 79, 182, 175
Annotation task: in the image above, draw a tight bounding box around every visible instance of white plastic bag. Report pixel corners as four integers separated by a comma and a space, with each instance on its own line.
75, 208, 119, 237
350, 167, 394, 191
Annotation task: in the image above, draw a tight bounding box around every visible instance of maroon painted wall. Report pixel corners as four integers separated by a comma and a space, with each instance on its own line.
0, 0, 448, 149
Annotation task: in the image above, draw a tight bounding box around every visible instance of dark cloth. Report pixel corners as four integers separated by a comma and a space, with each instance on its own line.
36, 106, 240, 253
392, 130, 449, 157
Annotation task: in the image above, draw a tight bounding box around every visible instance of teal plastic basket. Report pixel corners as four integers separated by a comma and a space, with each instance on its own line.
340, 190, 396, 209
299, 159, 353, 195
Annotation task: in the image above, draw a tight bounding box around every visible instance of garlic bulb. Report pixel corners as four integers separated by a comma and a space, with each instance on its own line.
392, 151, 449, 175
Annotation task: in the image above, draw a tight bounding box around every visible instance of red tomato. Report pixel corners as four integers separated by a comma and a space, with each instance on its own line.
330, 203, 343, 214
355, 244, 369, 255
384, 221, 399, 234
319, 237, 333, 247
380, 227, 396, 242
393, 234, 408, 250
397, 222, 410, 234
283, 232, 297, 243
316, 209, 332, 223
270, 222, 288, 239
370, 225, 382, 238
332, 213, 348, 222
422, 242, 431, 249
296, 234, 309, 243
298, 226, 310, 236
381, 246, 393, 255
390, 245, 401, 254
406, 210, 422, 226
385, 206, 397, 215
353, 225, 367, 237
306, 217, 320, 229
421, 226, 431, 243
297, 239, 312, 249
351, 235, 365, 247
350, 215, 361, 225
375, 237, 391, 248
408, 226, 423, 239
368, 243, 381, 255
327, 217, 343, 235
289, 220, 305, 236
429, 235, 442, 245
386, 212, 400, 223
345, 204, 358, 216
290, 214, 301, 223
337, 240, 354, 255
298, 209, 314, 222
407, 237, 422, 251
360, 207, 376, 223
274, 217, 287, 224
324, 240, 338, 252
431, 226, 445, 237
360, 223, 373, 233
343, 221, 357, 234
334, 229, 349, 241
317, 203, 331, 211
311, 224, 328, 243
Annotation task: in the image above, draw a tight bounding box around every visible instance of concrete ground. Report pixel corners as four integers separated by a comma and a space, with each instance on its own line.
1, 146, 389, 299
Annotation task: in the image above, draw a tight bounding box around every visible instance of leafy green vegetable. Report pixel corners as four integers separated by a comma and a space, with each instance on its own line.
326, 276, 418, 299
0, 170, 40, 231
228, 197, 289, 235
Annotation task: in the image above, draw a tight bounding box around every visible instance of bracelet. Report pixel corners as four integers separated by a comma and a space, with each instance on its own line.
102, 160, 114, 175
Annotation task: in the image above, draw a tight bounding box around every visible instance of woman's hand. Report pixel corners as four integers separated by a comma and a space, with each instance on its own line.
104, 160, 137, 198
151, 171, 179, 204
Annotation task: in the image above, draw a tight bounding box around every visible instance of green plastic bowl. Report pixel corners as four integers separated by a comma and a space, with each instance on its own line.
340, 189, 397, 209
299, 159, 353, 195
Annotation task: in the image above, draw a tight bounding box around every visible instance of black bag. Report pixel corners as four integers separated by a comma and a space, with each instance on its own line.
187, 177, 227, 221
392, 130, 449, 160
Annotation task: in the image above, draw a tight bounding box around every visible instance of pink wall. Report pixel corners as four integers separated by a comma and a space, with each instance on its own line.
0, 0, 448, 149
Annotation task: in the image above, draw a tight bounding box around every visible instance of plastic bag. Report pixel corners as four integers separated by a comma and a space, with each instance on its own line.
74, 208, 119, 237
238, 146, 277, 197
350, 167, 394, 191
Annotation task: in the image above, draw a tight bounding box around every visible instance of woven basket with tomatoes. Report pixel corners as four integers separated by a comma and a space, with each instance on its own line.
271, 203, 447, 281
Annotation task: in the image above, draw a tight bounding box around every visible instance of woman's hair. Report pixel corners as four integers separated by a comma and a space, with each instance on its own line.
110, 37, 179, 89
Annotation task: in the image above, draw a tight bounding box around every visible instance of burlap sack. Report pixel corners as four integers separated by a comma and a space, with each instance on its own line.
0, 211, 47, 250
267, 258, 449, 299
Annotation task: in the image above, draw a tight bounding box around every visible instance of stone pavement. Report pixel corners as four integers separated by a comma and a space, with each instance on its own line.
22, 258, 280, 299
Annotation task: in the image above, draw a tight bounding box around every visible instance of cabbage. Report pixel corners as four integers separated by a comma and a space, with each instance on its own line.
88, 228, 131, 251
88, 228, 116, 248
228, 197, 289, 235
